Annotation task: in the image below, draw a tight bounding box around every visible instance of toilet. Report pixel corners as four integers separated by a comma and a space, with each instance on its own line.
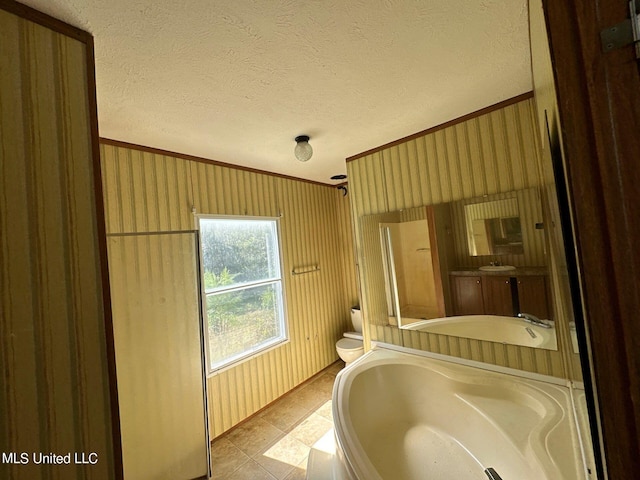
336, 307, 365, 365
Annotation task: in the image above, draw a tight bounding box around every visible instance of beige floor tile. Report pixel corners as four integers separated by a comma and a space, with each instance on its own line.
226, 459, 277, 480
314, 399, 333, 422
260, 395, 311, 431
282, 457, 308, 480
309, 373, 337, 396
292, 383, 330, 412
210, 438, 251, 480
255, 433, 310, 479
288, 413, 333, 447
216, 363, 341, 479
325, 360, 345, 376
226, 416, 286, 457
252, 455, 294, 479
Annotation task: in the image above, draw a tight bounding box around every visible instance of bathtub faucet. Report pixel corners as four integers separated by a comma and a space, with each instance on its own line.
517, 312, 552, 329
485, 468, 504, 480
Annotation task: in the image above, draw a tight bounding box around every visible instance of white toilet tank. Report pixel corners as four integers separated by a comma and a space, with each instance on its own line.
337, 307, 364, 365
351, 307, 362, 333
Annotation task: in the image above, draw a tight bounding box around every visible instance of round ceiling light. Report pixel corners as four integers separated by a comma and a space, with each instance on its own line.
294, 135, 313, 162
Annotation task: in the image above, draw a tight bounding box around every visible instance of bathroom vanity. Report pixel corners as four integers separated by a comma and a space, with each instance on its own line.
450, 268, 551, 319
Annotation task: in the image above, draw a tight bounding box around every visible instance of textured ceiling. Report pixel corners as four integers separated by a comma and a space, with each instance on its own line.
19, 0, 532, 184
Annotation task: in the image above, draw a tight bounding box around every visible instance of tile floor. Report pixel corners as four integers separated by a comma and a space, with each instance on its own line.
210, 360, 344, 480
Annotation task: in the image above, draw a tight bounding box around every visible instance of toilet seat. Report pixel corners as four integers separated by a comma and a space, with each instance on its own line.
336, 337, 363, 351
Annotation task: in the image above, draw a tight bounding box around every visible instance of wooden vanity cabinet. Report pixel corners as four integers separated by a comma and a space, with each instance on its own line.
451, 273, 551, 319
451, 276, 484, 315
482, 276, 515, 316
516, 275, 551, 320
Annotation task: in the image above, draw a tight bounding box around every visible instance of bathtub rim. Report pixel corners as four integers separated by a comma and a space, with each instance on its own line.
400, 314, 558, 351
370, 343, 591, 477
332, 343, 585, 480
370, 341, 570, 386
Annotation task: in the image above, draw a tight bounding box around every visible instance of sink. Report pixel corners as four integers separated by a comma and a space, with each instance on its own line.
479, 265, 516, 272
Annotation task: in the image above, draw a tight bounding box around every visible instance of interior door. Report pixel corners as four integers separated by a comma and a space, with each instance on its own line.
108, 232, 210, 479
543, 1, 640, 477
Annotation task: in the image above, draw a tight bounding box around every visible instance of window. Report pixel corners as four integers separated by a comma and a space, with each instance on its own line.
198, 216, 287, 373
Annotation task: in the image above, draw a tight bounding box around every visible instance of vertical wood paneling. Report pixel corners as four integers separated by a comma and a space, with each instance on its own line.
100, 144, 194, 233
332, 186, 358, 351
377, 101, 543, 215
107, 234, 207, 479
347, 152, 388, 216
400, 330, 563, 377
399, 206, 427, 223
191, 161, 278, 218
466, 120, 488, 195
1, 8, 115, 480
413, 137, 433, 205
424, 134, 445, 204
100, 143, 353, 438
349, 98, 566, 378
452, 123, 474, 199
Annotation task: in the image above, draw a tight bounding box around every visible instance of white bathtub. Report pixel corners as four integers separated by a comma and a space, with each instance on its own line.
402, 315, 558, 350
330, 347, 584, 480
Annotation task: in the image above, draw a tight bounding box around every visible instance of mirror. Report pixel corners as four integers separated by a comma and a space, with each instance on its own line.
363, 187, 560, 350
465, 197, 524, 256
541, 114, 582, 366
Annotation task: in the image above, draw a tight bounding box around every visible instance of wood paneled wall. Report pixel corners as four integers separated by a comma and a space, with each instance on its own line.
372, 321, 560, 377
1, 5, 117, 479
100, 143, 357, 437
334, 186, 359, 313
348, 97, 566, 377
348, 98, 542, 214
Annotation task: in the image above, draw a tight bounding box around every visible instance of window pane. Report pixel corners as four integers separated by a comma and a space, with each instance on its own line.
206, 282, 284, 370
200, 219, 280, 291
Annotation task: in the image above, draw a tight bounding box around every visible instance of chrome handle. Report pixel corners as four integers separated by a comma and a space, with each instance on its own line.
485, 468, 504, 480
517, 312, 552, 329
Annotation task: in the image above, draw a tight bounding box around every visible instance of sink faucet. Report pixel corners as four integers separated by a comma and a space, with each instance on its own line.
517, 312, 552, 329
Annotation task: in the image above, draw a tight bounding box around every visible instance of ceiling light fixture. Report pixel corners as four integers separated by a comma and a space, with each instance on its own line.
294, 135, 313, 162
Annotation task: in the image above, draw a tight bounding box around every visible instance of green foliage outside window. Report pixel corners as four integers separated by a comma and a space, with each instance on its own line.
199, 217, 285, 371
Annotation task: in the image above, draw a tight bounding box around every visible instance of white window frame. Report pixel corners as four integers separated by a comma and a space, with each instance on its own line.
197, 215, 288, 375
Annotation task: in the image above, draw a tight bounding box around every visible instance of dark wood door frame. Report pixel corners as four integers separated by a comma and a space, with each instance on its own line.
543, 1, 640, 478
